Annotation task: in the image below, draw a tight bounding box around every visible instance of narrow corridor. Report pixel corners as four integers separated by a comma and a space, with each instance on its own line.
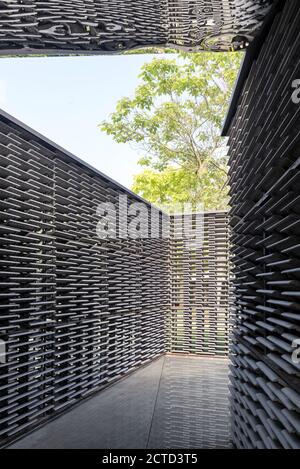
9, 355, 230, 449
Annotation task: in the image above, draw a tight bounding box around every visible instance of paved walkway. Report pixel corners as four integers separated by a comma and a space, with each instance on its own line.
10, 355, 231, 449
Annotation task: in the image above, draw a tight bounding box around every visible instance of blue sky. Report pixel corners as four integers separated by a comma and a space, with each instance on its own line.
0, 54, 164, 189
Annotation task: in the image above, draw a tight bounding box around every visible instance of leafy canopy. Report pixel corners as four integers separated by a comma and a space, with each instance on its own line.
100, 52, 241, 210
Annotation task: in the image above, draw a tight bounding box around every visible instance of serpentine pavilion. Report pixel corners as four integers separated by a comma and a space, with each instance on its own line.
0, 0, 299, 450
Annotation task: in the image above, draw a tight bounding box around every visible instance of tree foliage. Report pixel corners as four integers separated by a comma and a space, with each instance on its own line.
100, 52, 241, 210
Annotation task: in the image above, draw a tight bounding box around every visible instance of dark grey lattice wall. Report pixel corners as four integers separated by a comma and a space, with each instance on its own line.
0, 1, 274, 54
168, 212, 230, 356
0, 110, 169, 446
0, 109, 230, 447
228, 0, 300, 449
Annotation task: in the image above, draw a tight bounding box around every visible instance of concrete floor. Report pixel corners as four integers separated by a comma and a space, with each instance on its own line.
9, 355, 231, 449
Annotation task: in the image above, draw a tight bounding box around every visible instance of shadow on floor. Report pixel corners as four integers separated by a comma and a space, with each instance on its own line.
9, 355, 230, 449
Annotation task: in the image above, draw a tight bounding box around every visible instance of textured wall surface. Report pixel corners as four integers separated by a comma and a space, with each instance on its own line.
0, 0, 274, 54
168, 212, 230, 356
0, 110, 230, 447
228, 0, 300, 449
0, 110, 169, 446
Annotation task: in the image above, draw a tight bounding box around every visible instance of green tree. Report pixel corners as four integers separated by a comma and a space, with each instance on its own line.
100, 52, 241, 210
